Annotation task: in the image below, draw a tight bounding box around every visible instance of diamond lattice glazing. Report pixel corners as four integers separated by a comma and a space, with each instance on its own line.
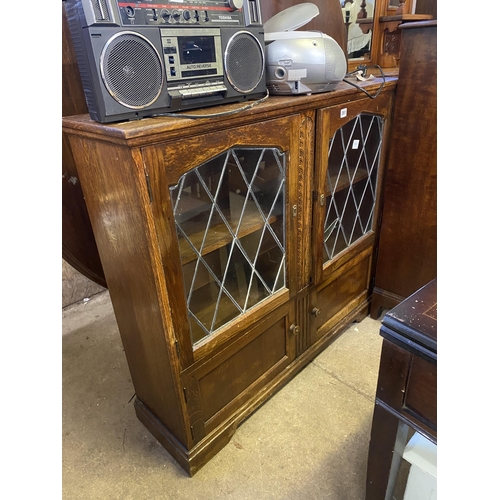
323, 114, 384, 262
170, 147, 286, 345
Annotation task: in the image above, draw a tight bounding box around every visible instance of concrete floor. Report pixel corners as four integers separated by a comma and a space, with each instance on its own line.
62, 291, 385, 500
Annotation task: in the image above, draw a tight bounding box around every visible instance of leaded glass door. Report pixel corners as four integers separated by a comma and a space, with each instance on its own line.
170, 147, 287, 345
322, 113, 384, 262
312, 96, 392, 287
309, 96, 392, 344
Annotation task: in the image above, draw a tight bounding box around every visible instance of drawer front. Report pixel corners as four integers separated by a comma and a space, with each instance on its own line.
403, 355, 437, 431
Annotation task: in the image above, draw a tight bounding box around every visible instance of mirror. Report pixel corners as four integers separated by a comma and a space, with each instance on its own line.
341, 0, 376, 61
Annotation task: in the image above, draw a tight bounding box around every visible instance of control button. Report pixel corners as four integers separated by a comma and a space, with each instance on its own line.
161, 9, 170, 21
183, 10, 191, 21
228, 0, 244, 11
170, 68, 176, 76
172, 10, 181, 22
168, 56, 175, 64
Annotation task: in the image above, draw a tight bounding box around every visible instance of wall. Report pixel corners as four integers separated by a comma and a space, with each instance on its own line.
62, 259, 105, 308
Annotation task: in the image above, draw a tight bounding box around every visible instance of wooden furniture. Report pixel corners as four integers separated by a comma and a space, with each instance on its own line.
366, 278, 437, 499
60, 0, 346, 287
414, 0, 437, 21
376, 14, 432, 67
63, 76, 396, 475
370, 21, 437, 319
385, 0, 422, 16
356, 0, 436, 68
62, 4, 106, 286
384, 0, 437, 20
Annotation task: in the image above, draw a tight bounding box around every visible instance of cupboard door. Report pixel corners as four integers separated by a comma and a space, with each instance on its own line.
183, 299, 295, 438
143, 115, 303, 365
309, 95, 392, 340
313, 95, 392, 284
310, 246, 373, 344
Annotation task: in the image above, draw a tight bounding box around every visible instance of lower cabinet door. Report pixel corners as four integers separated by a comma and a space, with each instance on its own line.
182, 300, 295, 438
310, 246, 373, 345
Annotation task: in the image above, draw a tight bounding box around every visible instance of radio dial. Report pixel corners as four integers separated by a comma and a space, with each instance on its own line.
228, 0, 243, 11
161, 9, 170, 21
171, 10, 181, 22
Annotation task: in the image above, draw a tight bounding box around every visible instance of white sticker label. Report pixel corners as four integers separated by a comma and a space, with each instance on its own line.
352, 140, 360, 149
340, 108, 347, 118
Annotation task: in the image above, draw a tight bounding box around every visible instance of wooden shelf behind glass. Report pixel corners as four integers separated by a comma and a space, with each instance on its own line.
178, 193, 280, 265
326, 166, 369, 195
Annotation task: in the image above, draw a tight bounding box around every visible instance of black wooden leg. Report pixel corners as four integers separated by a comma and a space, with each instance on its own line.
365, 402, 409, 500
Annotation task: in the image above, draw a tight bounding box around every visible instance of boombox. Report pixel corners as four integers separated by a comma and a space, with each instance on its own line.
64, 0, 267, 123
264, 3, 347, 95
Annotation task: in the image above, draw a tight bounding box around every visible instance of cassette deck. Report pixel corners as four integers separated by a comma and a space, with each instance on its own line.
65, 0, 267, 122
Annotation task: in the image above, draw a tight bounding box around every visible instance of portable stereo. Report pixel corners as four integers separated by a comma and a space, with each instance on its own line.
264, 3, 347, 96
64, 0, 267, 123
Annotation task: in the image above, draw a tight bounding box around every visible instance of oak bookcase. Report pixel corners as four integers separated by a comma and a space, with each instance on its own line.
63, 78, 396, 475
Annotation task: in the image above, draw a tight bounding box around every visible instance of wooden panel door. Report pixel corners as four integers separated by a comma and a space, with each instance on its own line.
310, 94, 393, 340
143, 113, 304, 368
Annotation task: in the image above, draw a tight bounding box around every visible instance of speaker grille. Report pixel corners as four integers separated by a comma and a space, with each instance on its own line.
324, 39, 336, 82
100, 32, 163, 109
224, 31, 264, 94
91, 0, 111, 21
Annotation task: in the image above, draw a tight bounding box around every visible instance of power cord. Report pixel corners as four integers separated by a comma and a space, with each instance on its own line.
343, 64, 387, 99
347, 64, 370, 78
151, 64, 384, 120
151, 89, 270, 120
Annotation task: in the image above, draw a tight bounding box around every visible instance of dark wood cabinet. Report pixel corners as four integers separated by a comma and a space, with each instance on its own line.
63, 79, 395, 475
371, 21, 437, 319
366, 278, 437, 499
